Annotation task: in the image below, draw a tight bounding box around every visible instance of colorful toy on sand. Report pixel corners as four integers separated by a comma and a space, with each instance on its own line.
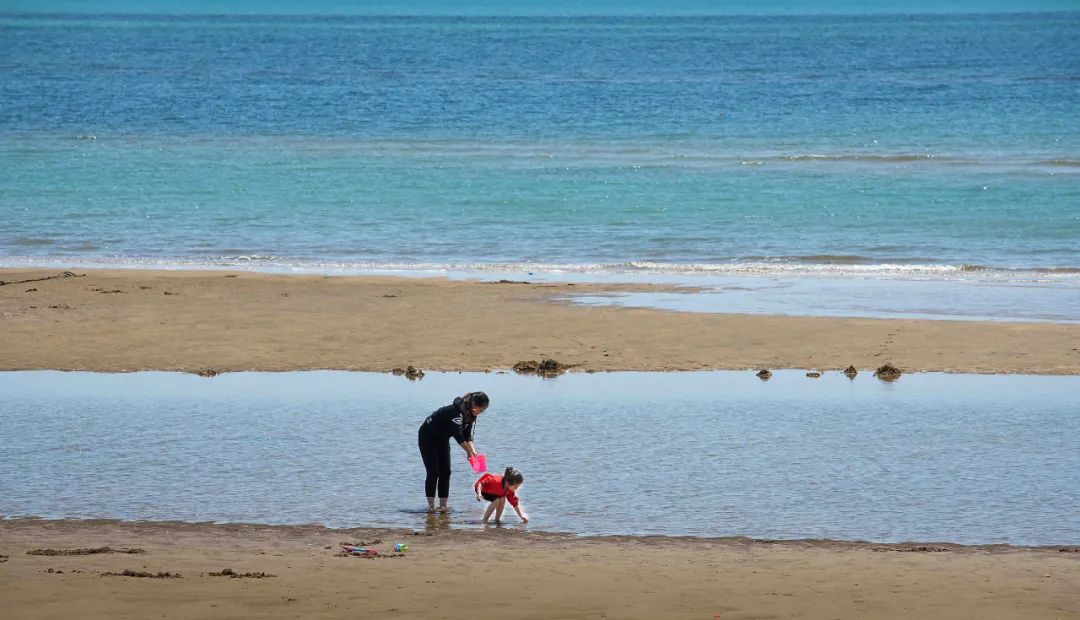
341, 544, 378, 557
340, 543, 408, 557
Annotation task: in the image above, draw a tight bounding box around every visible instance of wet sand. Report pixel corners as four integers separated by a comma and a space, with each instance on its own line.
1, 268, 1078, 374
1, 519, 1077, 620
3, 269, 1079, 618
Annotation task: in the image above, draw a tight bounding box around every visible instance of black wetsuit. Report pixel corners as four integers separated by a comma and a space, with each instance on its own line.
417, 397, 477, 499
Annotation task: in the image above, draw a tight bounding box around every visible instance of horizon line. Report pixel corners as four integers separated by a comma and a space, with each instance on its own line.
3, 9, 1078, 17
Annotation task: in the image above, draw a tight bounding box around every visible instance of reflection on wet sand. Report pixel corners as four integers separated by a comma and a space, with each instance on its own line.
424, 511, 451, 533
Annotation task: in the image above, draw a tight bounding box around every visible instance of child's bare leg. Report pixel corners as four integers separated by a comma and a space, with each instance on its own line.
482, 500, 496, 523
494, 497, 506, 522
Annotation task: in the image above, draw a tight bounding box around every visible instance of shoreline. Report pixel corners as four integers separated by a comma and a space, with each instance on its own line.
2, 267, 1078, 375
2, 518, 1077, 620
3, 518, 1077, 551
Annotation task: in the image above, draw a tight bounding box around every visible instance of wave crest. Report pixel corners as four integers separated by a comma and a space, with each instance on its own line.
2, 255, 1078, 283
784, 154, 940, 163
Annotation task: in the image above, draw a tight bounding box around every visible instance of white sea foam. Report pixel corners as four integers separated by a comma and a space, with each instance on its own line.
3, 255, 1078, 284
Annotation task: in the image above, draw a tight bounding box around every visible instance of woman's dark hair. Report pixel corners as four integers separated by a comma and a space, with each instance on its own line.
502, 466, 523, 487
463, 391, 489, 410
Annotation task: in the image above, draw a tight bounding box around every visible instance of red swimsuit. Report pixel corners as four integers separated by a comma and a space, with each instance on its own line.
475, 473, 520, 507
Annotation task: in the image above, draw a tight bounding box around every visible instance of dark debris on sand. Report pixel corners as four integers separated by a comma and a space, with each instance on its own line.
209, 568, 276, 578
873, 545, 951, 553
806, 371, 822, 378
0, 271, 84, 287
197, 369, 221, 377
336, 551, 408, 560
513, 359, 571, 378
27, 546, 145, 556
101, 570, 181, 579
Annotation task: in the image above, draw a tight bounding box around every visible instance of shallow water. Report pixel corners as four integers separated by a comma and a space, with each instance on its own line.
568, 275, 1080, 323
1, 371, 1077, 545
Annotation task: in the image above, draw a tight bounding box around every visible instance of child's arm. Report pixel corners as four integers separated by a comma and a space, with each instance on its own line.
513, 502, 529, 524
473, 477, 484, 502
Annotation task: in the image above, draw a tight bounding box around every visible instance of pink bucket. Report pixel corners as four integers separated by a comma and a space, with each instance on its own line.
468, 453, 487, 473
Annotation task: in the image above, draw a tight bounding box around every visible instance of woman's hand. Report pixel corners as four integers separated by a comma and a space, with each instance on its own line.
461, 441, 476, 458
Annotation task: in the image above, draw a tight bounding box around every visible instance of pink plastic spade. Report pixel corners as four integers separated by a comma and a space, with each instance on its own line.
468, 453, 487, 473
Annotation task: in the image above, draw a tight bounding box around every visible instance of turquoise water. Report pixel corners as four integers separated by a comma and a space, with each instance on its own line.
1, 12, 1078, 318
1, 371, 1077, 545
8, 1, 1078, 16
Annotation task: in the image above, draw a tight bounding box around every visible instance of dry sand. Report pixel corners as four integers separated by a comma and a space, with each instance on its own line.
1, 268, 1078, 374
1, 519, 1077, 620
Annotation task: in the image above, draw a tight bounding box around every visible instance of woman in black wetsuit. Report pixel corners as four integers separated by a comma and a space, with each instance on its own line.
417, 391, 489, 511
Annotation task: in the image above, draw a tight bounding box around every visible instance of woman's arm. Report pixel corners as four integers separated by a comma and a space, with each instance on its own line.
459, 440, 476, 458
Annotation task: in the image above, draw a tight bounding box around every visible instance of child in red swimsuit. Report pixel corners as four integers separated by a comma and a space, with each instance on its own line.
474, 466, 528, 524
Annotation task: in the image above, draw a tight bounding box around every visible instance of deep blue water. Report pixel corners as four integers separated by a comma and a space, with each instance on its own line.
1, 12, 1078, 318
1, 371, 1078, 545
7, 1, 1078, 16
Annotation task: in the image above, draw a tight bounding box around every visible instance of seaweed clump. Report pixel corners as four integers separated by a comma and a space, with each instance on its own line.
874, 363, 902, 381
392, 366, 425, 380
513, 359, 569, 378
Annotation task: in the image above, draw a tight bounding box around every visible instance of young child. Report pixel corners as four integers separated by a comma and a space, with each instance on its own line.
474, 466, 528, 524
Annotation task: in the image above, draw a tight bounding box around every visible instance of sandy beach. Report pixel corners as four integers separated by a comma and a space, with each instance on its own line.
1, 519, 1077, 620
3, 268, 1079, 619
1, 268, 1078, 375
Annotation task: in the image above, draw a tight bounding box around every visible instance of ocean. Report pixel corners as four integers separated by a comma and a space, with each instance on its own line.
2, 11, 1078, 320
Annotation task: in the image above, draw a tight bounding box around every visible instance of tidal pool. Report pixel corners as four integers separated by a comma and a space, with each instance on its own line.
1, 370, 1076, 545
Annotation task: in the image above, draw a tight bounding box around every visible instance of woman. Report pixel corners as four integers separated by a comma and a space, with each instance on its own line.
417, 391, 489, 511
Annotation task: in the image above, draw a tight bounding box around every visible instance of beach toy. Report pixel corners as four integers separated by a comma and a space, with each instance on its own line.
341, 544, 378, 557
468, 453, 487, 473
394, 544, 409, 553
